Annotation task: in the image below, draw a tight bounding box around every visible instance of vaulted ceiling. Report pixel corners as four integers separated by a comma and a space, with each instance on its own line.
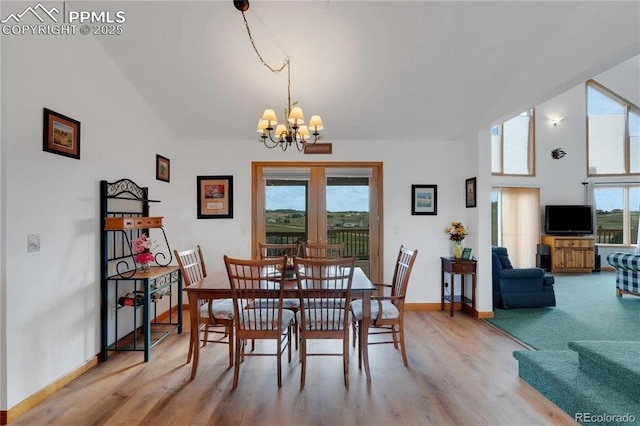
95, 1, 640, 143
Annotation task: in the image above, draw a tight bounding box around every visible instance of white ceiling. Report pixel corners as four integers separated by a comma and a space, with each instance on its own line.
94, 1, 640, 143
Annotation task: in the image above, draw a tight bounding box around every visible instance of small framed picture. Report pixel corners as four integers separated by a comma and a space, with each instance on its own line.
461, 247, 473, 260
411, 184, 437, 215
43, 108, 81, 160
156, 155, 170, 183
197, 175, 233, 219
465, 177, 477, 208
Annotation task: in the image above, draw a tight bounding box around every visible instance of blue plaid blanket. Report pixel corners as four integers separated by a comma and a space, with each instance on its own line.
606, 252, 640, 294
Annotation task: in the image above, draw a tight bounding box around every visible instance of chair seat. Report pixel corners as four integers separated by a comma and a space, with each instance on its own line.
297, 309, 349, 331
350, 299, 399, 321
304, 297, 346, 308
238, 309, 294, 333
200, 298, 234, 320
254, 298, 301, 309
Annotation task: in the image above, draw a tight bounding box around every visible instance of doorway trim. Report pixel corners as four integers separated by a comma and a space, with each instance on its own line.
251, 161, 384, 282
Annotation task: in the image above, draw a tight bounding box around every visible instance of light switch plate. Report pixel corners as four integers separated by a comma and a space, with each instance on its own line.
28, 234, 40, 252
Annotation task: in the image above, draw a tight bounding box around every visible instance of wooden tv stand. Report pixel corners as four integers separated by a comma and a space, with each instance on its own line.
541, 235, 595, 273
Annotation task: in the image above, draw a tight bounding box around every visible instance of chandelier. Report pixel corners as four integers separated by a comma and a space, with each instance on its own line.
234, 0, 324, 152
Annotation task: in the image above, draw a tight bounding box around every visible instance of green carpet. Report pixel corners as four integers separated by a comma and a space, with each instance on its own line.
486, 272, 640, 350
513, 349, 640, 424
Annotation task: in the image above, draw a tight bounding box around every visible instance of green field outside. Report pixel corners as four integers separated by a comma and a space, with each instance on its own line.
265, 210, 370, 258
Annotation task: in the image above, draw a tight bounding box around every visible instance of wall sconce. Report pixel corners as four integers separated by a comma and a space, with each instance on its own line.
549, 116, 564, 127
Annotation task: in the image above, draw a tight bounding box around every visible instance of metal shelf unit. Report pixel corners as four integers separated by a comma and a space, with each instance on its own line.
100, 178, 182, 362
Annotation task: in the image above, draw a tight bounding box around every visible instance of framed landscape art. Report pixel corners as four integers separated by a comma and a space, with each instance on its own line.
156, 155, 170, 182
43, 108, 80, 160
197, 175, 233, 219
411, 184, 437, 215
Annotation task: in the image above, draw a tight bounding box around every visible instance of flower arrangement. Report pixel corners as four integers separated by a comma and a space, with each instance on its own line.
445, 221, 468, 242
132, 233, 158, 267
277, 258, 296, 278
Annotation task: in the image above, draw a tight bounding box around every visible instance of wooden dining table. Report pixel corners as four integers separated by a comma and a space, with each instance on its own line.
184, 267, 377, 382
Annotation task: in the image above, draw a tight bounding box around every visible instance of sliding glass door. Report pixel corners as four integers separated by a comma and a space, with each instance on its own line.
252, 162, 382, 281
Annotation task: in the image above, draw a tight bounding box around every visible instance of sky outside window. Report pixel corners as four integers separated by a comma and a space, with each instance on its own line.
266, 186, 369, 212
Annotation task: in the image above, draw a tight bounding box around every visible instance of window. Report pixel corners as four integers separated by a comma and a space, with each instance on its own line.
594, 185, 639, 246
491, 110, 535, 176
491, 187, 540, 267
587, 80, 640, 176
253, 162, 382, 282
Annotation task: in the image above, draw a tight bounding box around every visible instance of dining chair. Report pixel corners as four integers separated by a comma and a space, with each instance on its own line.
294, 256, 356, 388
174, 246, 235, 366
302, 242, 345, 259
224, 255, 294, 389
258, 241, 302, 349
350, 245, 418, 367
258, 242, 300, 259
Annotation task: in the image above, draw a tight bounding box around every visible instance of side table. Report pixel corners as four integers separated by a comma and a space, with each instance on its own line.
440, 257, 477, 317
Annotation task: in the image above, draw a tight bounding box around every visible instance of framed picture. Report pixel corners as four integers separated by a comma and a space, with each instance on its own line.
43, 108, 80, 160
197, 175, 233, 219
411, 184, 437, 215
461, 247, 473, 260
465, 177, 477, 208
156, 155, 170, 183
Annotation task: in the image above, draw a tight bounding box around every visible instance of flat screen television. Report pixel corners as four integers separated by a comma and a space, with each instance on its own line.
544, 205, 594, 236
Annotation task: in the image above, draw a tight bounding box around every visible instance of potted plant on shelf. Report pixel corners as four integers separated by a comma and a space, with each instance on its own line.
132, 233, 158, 273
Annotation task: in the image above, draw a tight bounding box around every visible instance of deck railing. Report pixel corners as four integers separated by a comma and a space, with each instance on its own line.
594, 228, 638, 245
266, 228, 370, 259
596, 228, 623, 244
268, 228, 637, 249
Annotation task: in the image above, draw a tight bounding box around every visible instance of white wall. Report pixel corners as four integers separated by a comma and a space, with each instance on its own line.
168, 140, 478, 308
1, 33, 176, 408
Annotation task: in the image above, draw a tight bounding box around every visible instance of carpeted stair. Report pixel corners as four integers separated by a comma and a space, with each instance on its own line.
514, 341, 640, 425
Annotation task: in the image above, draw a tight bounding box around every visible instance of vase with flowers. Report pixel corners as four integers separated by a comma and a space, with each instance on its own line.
445, 221, 468, 259
132, 233, 158, 273
277, 257, 296, 279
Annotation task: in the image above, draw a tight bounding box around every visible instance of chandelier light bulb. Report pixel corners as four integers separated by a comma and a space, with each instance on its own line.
287, 107, 305, 125
261, 109, 278, 127
256, 119, 269, 133
308, 115, 324, 132
298, 125, 310, 141
274, 124, 288, 140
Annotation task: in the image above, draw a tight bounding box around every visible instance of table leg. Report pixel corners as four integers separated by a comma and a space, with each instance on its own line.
143, 279, 151, 362
471, 273, 476, 317
450, 273, 455, 317
461, 274, 466, 314
361, 291, 372, 381
188, 292, 200, 380
440, 268, 445, 311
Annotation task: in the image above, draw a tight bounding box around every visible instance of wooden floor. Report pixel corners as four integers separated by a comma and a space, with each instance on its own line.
13, 312, 577, 425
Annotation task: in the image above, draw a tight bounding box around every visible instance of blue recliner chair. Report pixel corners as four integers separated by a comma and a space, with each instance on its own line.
492, 246, 556, 309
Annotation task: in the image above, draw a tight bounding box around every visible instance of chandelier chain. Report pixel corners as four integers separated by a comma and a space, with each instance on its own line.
241, 11, 292, 109
237, 3, 322, 151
